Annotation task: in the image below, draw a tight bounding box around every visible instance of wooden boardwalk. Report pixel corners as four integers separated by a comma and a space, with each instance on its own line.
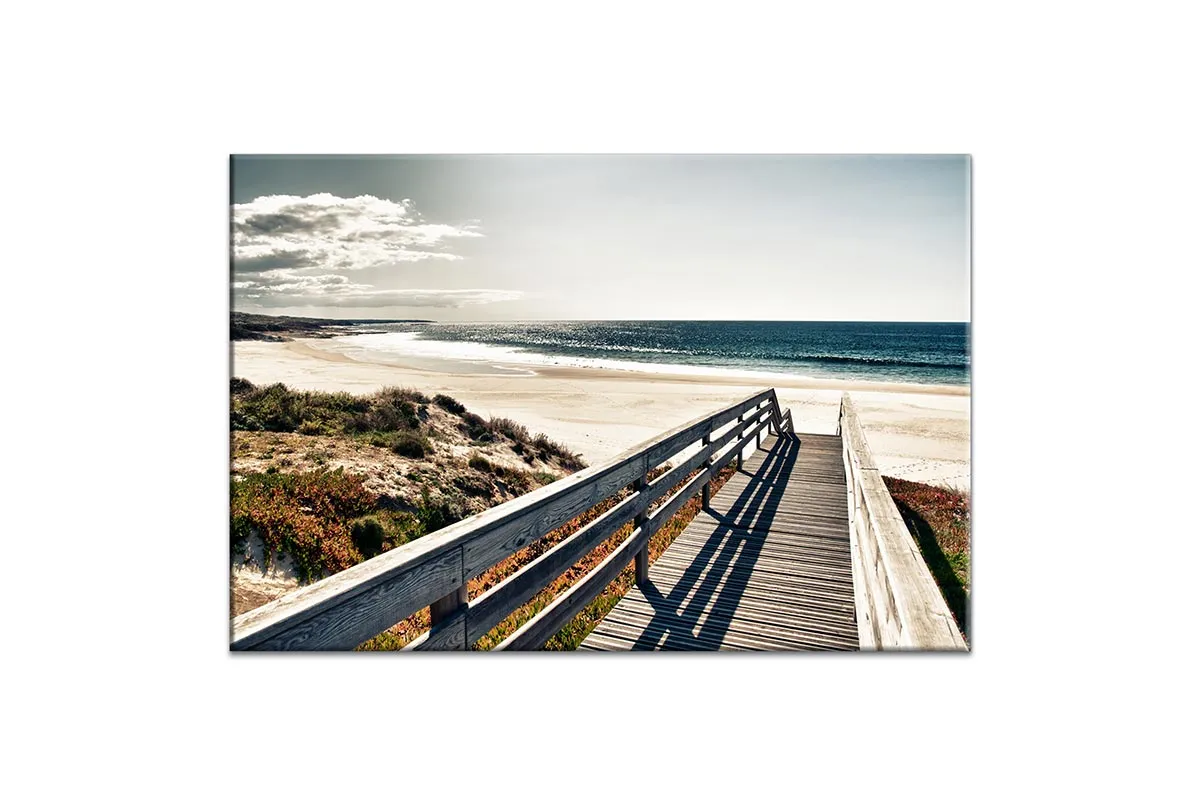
233, 389, 964, 652
579, 432, 859, 651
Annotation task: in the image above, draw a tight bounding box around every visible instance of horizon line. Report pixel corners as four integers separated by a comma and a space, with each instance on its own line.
231, 311, 970, 325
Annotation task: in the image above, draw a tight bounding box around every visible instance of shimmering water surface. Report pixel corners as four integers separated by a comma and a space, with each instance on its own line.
340, 321, 970, 386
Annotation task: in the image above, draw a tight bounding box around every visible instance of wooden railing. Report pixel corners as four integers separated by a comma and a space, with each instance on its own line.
232, 388, 792, 651
838, 393, 968, 651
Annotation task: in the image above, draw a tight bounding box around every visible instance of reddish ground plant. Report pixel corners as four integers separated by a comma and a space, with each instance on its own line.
231, 468, 377, 583
883, 476, 971, 639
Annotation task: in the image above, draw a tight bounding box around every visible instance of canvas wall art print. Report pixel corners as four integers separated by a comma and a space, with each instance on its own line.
229, 154, 971, 652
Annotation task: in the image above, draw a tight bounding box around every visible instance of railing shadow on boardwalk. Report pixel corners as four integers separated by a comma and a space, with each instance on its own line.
626, 434, 800, 650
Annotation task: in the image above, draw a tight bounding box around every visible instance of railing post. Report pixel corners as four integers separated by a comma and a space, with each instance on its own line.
767, 390, 785, 438
737, 409, 746, 472
634, 471, 650, 586
429, 584, 468, 649
701, 430, 712, 508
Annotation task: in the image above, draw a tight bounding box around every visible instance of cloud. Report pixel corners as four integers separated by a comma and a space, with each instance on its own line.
231, 193, 520, 310
232, 193, 482, 274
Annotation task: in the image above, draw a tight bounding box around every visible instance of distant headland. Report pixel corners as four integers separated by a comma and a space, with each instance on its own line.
231, 311, 432, 342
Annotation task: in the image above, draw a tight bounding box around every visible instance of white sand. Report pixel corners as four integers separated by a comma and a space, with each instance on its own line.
231, 532, 301, 616
233, 337, 971, 492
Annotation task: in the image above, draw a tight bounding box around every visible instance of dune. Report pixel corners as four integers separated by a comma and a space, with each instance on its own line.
232, 337, 971, 492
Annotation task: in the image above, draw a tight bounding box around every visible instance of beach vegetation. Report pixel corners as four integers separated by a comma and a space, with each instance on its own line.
457, 411, 494, 442
349, 517, 386, 557
231, 378, 424, 435
487, 416, 531, 445
379, 385, 429, 406
232, 378, 584, 471
230, 468, 376, 583
532, 432, 579, 464
230, 376, 256, 395
433, 393, 467, 415
883, 476, 971, 640
494, 464, 534, 492
390, 430, 431, 459
450, 470, 495, 498
348, 511, 423, 558
232, 467, 477, 586
414, 486, 467, 534
232, 378, 593, 628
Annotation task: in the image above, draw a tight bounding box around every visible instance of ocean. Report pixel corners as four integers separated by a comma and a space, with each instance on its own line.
338, 321, 970, 387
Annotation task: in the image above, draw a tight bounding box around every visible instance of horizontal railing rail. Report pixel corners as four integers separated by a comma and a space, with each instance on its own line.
838, 393, 967, 651
232, 388, 790, 651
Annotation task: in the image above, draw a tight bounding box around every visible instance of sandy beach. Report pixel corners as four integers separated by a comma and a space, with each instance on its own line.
232, 337, 971, 492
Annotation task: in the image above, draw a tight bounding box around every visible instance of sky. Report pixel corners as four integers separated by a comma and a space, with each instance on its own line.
231, 155, 970, 322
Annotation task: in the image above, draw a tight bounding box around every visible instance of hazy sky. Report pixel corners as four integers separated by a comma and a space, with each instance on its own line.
231, 155, 970, 321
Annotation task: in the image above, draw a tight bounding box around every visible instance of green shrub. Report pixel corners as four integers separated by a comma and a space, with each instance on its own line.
350, 517, 387, 558
453, 472, 495, 498
494, 464, 534, 493
415, 487, 466, 533
377, 386, 429, 405
385, 511, 425, 547
231, 380, 426, 436
231, 411, 264, 431
458, 411, 494, 442
229, 380, 586, 470
330, 391, 420, 433
392, 431, 431, 459
488, 416, 531, 445
231, 377, 256, 396
433, 393, 467, 415
533, 433, 585, 470
467, 454, 493, 472
230, 483, 254, 554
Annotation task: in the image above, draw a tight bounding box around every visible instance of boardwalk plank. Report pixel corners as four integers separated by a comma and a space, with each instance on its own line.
607, 596, 859, 640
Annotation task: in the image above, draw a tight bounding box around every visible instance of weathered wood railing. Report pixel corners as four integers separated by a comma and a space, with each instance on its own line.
838, 393, 968, 650
232, 388, 793, 651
